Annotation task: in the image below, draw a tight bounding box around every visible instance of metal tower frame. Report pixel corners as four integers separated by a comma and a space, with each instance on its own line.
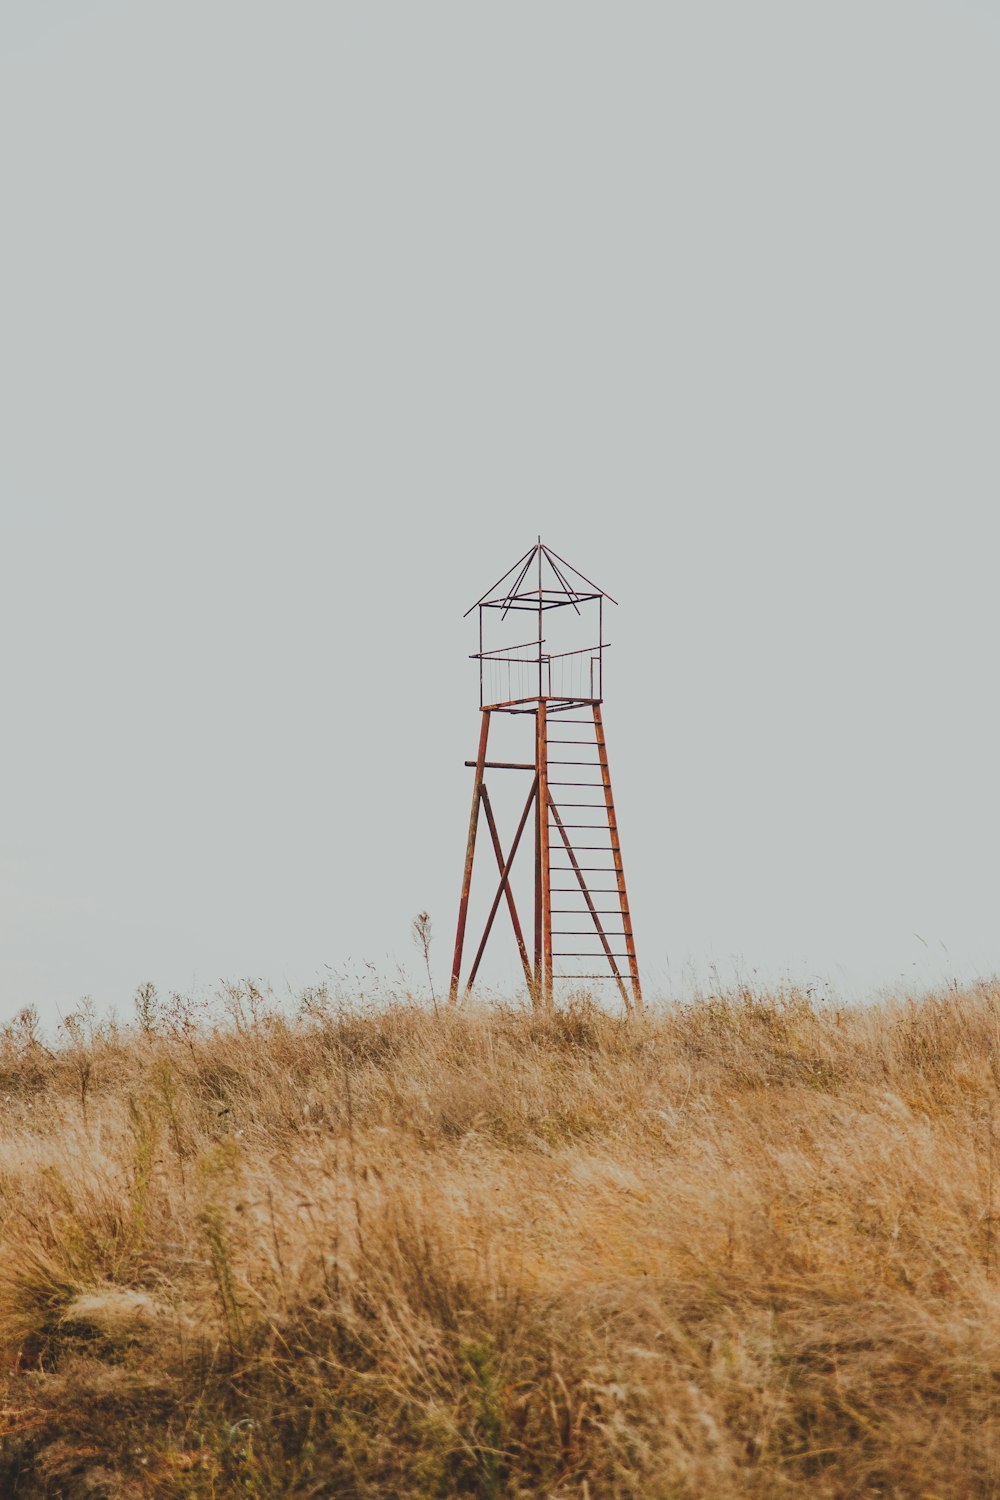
450, 539, 642, 1013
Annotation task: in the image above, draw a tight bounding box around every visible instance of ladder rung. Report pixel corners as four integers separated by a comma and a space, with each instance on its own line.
551, 930, 629, 942
552, 952, 633, 958
550, 802, 604, 808
551, 906, 629, 918
547, 760, 600, 766
549, 781, 602, 786
553, 974, 626, 980
551, 887, 619, 892
547, 866, 616, 872
552, 845, 618, 851
551, 917, 631, 926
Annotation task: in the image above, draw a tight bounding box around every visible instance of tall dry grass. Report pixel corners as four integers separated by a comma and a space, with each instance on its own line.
1, 982, 999, 1497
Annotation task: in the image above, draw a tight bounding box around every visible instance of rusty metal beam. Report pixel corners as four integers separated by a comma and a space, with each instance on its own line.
501, 547, 540, 622
464, 760, 535, 770
540, 545, 582, 616
538, 702, 552, 1010
450, 710, 490, 1003
542, 543, 619, 605
464, 544, 537, 617
533, 711, 543, 1010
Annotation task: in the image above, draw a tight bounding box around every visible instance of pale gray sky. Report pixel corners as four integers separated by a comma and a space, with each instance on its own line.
2, 0, 999, 1016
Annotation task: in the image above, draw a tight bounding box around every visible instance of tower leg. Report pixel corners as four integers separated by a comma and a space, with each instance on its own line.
533, 710, 543, 1009
537, 701, 552, 1011
450, 709, 491, 1003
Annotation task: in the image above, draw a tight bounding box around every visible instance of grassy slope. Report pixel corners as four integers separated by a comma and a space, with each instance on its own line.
1, 986, 999, 1498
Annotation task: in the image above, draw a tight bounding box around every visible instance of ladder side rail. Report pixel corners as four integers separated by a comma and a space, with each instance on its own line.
592, 704, 642, 1012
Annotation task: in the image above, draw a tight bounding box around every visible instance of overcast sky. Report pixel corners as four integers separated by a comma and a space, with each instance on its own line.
2, 0, 999, 1017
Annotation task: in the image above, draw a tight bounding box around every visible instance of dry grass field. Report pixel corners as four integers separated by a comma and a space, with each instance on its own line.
1, 983, 999, 1497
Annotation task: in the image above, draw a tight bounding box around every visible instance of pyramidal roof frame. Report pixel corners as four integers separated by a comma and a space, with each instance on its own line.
464, 538, 619, 618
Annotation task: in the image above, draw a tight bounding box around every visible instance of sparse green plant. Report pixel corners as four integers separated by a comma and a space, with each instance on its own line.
133, 980, 161, 1038
411, 910, 437, 1010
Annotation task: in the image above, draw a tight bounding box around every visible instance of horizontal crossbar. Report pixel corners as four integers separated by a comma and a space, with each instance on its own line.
553, 974, 626, 980
464, 760, 535, 770
547, 866, 616, 872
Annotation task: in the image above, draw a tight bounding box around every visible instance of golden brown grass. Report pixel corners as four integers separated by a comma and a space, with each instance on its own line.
1, 983, 1000, 1497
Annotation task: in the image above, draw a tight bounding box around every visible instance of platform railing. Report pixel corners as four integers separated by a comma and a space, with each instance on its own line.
474, 641, 606, 707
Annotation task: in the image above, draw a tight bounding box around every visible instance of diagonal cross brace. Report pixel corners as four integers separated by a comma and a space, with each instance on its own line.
465, 776, 539, 993
480, 784, 534, 990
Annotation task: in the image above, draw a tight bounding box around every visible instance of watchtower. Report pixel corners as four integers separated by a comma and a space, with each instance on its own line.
450, 539, 642, 1013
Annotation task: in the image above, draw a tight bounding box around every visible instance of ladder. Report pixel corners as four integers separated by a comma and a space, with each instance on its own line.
543, 703, 642, 1012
